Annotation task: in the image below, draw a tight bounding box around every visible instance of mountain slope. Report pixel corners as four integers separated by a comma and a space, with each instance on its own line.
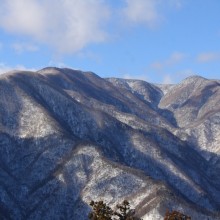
0, 68, 219, 219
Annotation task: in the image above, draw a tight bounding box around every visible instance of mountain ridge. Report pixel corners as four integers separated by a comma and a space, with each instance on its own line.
0, 67, 219, 219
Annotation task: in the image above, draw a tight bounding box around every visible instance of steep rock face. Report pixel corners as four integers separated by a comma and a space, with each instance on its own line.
0, 68, 219, 219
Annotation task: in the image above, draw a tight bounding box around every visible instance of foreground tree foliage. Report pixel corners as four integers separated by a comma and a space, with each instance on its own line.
88, 200, 142, 220
88, 200, 191, 220
88, 200, 113, 220
164, 210, 191, 220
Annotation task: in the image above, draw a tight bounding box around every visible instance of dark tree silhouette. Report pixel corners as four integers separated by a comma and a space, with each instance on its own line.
89, 200, 142, 220
88, 200, 192, 220
114, 200, 140, 220
164, 210, 191, 220
88, 200, 114, 220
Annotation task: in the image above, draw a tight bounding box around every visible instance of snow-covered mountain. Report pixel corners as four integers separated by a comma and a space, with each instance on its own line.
0, 67, 219, 219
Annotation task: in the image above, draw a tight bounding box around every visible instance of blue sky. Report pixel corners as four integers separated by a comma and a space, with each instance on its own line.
0, 0, 220, 84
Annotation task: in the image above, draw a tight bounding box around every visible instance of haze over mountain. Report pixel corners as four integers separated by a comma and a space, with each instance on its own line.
0, 67, 219, 219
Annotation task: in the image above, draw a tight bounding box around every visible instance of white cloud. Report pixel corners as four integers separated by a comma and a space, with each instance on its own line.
47, 61, 89, 71
176, 69, 198, 77
162, 74, 173, 84
0, 0, 110, 54
161, 69, 197, 84
122, 73, 149, 81
151, 52, 185, 69
11, 42, 38, 53
197, 52, 220, 63
0, 63, 36, 75
123, 0, 161, 27
0, 0, 184, 54
47, 61, 70, 68
0, 63, 10, 74
168, 0, 184, 9
122, 0, 184, 27
167, 52, 185, 65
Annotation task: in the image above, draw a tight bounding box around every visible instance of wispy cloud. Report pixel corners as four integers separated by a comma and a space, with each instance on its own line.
0, 63, 36, 74
11, 42, 38, 54
162, 74, 173, 84
0, 63, 11, 74
122, 0, 184, 28
160, 69, 197, 84
122, 73, 149, 81
122, 0, 161, 27
151, 52, 185, 69
0, 0, 184, 55
47, 61, 74, 69
197, 52, 220, 63
168, 0, 184, 9
0, 0, 110, 54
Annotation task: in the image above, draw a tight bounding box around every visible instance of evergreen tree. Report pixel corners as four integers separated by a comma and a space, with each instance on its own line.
114, 200, 139, 220
88, 200, 114, 220
88, 200, 192, 220
89, 200, 142, 220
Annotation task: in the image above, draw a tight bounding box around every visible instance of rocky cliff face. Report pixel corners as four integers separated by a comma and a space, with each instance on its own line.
0, 68, 219, 219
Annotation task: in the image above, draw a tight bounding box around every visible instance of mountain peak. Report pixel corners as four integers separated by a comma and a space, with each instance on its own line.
181, 75, 207, 84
